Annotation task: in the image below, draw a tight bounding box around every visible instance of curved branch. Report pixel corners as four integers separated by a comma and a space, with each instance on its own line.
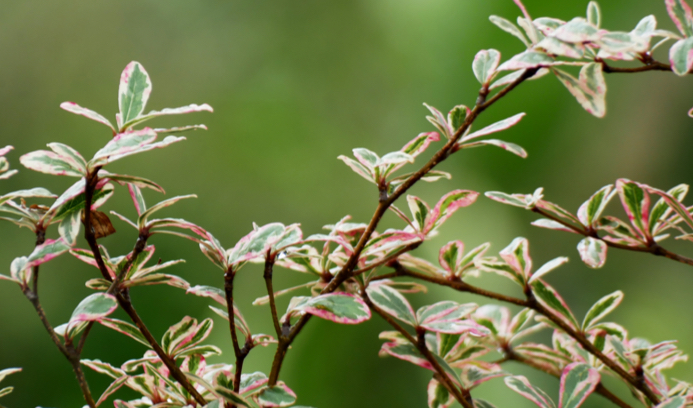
387, 264, 662, 405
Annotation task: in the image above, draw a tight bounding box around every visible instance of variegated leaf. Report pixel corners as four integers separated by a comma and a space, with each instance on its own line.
582, 291, 623, 331
59, 209, 81, 245
257, 383, 297, 407
505, 376, 556, 408
587, 2, 600, 27
577, 237, 607, 269
424, 190, 479, 234
558, 363, 600, 408
473, 49, 501, 85
655, 396, 687, 408
461, 113, 525, 143
299, 292, 371, 324
529, 256, 569, 283
66, 293, 118, 338
366, 283, 417, 326
531, 280, 579, 330
427, 379, 454, 408
99, 318, 151, 347
577, 185, 614, 227
497, 51, 559, 71
552, 18, 600, 43
616, 179, 651, 240
499, 237, 532, 281
552, 65, 605, 118
119, 61, 153, 126
26, 238, 71, 269
122, 103, 213, 129
461, 139, 527, 158
666, 0, 693, 37
489, 15, 531, 48
60, 102, 116, 133
19, 150, 84, 177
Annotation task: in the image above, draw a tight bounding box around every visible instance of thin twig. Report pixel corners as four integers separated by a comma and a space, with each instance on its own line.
265, 68, 541, 386
81, 170, 207, 406
362, 291, 474, 408
501, 347, 633, 408
387, 264, 661, 404
263, 253, 283, 339
531, 207, 693, 267
224, 268, 252, 399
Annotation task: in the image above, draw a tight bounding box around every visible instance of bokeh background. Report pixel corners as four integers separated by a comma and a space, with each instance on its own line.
1, 0, 692, 407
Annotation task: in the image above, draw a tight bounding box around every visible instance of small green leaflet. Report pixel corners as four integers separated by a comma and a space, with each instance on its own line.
582, 291, 623, 331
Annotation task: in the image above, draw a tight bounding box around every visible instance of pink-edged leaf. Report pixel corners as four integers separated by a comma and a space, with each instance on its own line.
98, 170, 165, 193
403, 195, 429, 233
99, 318, 151, 347
514, 343, 572, 371
460, 139, 528, 158
458, 361, 506, 389
299, 292, 371, 324
438, 241, 464, 275
558, 363, 600, 408
401, 132, 440, 158
60, 102, 115, 133
461, 113, 525, 143
257, 382, 297, 407
473, 49, 502, 85
66, 293, 118, 338
428, 379, 454, 408
19, 150, 84, 177
366, 283, 417, 326
153, 124, 208, 135
655, 397, 687, 408
138, 194, 197, 227
499, 237, 532, 281
0, 146, 13, 157
47, 143, 87, 172
123, 103, 213, 129
489, 15, 531, 48
128, 184, 146, 216
531, 280, 579, 330
119, 61, 152, 126
577, 237, 607, 269
529, 256, 569, 283
80, 359, 126, 379
649, 184, 688, 234
645, 184, 693, 232
89, 128, 157, 166
58, 208, 81, 245
424, 190, 479, 234
531, 218, 579, 233
421, 320, 490, 336
424, 103, 454, 139
380, 341, 459, 382
582, 290, 623, 331
552, 65, 605, 118
26, 238, 71, 269
505, 375, 556, 408
162, 317, 213, 356
125, 273, 190, 290
485, 189, 543, 209
537, 37, 585, 59
577, 185, 615, 227
535, 200, 581, 225
417, 301, 475, 325
666, 0, 693, 37
616, 179, 651, 241
338, 155, 374, 183
238, 371, 269, 395
352, 148, 379, 168
95, 376, 128, 407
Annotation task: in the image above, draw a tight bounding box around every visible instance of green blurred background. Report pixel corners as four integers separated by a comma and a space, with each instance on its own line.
1, 0, 692, 407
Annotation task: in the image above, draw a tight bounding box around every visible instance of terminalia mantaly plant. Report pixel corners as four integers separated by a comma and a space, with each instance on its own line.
2, 1, 693, 407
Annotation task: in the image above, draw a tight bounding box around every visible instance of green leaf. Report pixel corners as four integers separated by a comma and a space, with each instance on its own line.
582, 291, 623, 330
366, 283, 417, 326
119, 61, 153, 126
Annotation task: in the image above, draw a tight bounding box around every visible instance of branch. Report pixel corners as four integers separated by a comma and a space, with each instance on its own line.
21, 230, 97, 408
532, 207, 693, 267
263, 253, 283, 339
388, 264, 662, 405
501, 347, 633, 408
600, 59, 672, 74
265, 68, 542, 385
224, 268, 251, 399
362, 291, 474, 408
81, 170, 207, 406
